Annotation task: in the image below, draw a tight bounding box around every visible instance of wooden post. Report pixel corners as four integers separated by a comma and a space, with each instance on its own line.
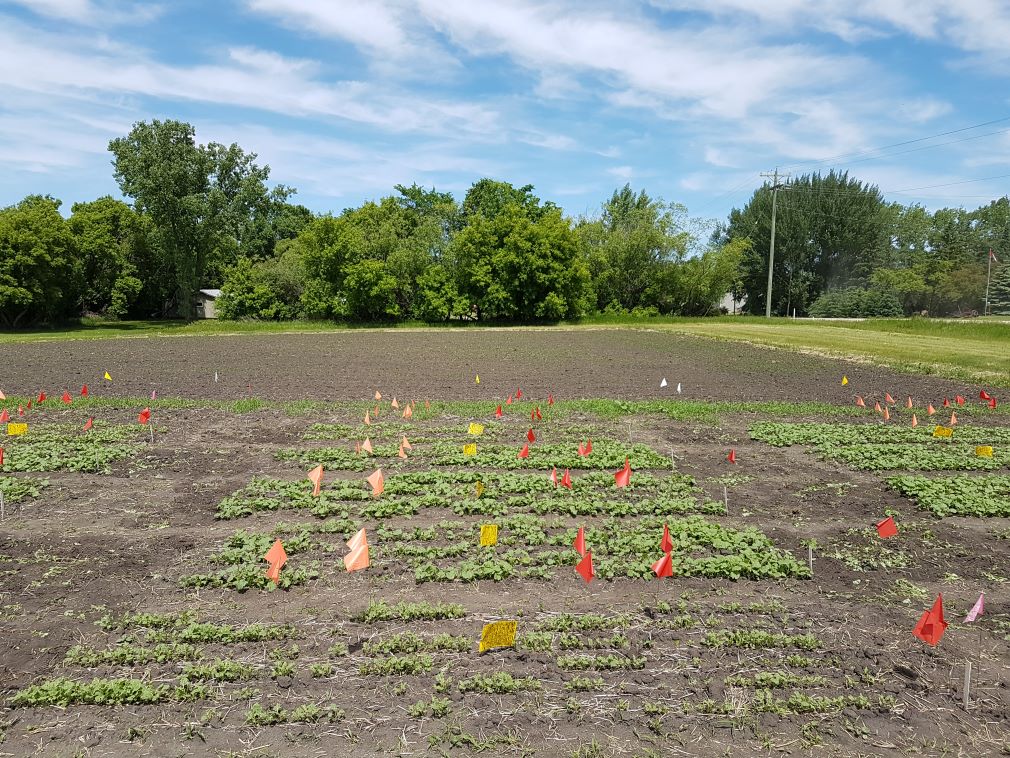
723, 486, 728, 514
963, 660, 972, 710
807, 544, 814, 575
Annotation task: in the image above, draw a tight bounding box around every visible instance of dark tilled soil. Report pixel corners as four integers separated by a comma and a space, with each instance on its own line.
0, 328, 980, 402
0, 332, 1008, 757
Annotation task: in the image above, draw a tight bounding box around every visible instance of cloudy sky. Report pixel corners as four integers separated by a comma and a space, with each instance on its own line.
2, 0, 1010, 222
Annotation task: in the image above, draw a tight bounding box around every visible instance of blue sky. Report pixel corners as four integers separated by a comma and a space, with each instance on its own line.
2, 0, 1010, 225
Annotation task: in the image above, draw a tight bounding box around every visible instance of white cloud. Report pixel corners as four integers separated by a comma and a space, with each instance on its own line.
607, 165, 634, 179
0, 0, 163, 24
245, 0, 410, 56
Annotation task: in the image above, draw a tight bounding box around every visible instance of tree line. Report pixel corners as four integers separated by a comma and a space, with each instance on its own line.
1, 119, 1008, 327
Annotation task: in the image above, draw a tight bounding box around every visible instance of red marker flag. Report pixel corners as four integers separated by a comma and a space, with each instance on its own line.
137, 408, 151, 425
561, 469, 572, 489
81, 384, 88, 397
61, 391, 72, 404
506, 395, 513, 405
0, 448, 3, 467
547, 393, 554, 406
26, 400, 31, 410
495, 405, 503, 418
0, 409, 7, 423
264, 539, 287, 584
651, 551, 673, 578
661, 523, 673, 553
990, 397, 998, 410
550, 467, 558, 487
516, 388, 522, 399
37, 392, 46, 403
18, 405, 24, 417
875, 515, 897, 539
912, 594, 948, 647
527, 428, 536, 443
531, 408, 536, 421
981, 390, 991, 401
573, 526, 586, 556
575, 551, 594, 583
585, 438, 592, 454
518, 443, 529, 459
956, 395, 965, 406
614, 458, 631, 487
83, 417, 93, 431
942, 397, 950, 408
727, 449, 737, 464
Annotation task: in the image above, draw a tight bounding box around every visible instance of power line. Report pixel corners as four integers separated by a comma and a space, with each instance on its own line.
776, 115, 1010, 173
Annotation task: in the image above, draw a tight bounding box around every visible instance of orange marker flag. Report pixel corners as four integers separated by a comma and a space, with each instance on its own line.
398, 441, 408, 459
425, 399, 431, 410
364, 409, 371, 425
651, 551, 673, 578
661, 524, 673, 553
577, 441, 587, 456
391, 397, 399, 409
882, 407, 890, 421
956, 395, 966, 406
17, 405, 24, 417
401, 435, 412, 451
561, 469, 573, 489
307, 464, 324, 496
614, 458, 631, 487
911, 414, 918, 428
506, 395, 513, 405
875, 515, 897, 538
727, 449, 737, 463
375, 390, 382, 401
950, 411, 958, 426
0, 389, 5, 400
362, 438, 373, 454
344, 528, 369, 572
550, 467, 558, 487
855, 396, 865, 408
527, 428, 536, 443
573, 526, 586, 556
585, 439, 592, 454
366, 468, 384, 497
402, 405, 412, 419
0, 409, 7, 423
61, 391, 72, 404
926, 404, 935, 416
547, 392, 555, 406
575, 551, 594, 583
264, 539, 287, 584
906, 396, 913, 409
354, 441, 361, 454
495, 405, 503, 418
873, 401, 882, 413
373, 404, 380, 417
913, 594, 948, 647
518, 443, 529, 459
885, 393, 894, 404
83, 417, 93, 431
138, 408, 151, 425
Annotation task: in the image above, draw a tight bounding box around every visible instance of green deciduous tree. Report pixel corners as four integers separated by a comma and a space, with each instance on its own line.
0, 195, 77, 328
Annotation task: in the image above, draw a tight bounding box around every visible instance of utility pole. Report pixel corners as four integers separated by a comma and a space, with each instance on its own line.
760, 168, 788, 317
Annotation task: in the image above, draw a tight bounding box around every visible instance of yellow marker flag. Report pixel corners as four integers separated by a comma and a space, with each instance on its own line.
475, 481, 485, 498
976, 446, 994, 458
468, 422, 484, 436
932, 425, 953, 439
7, 422, 28, 436
841, 376, 848, 385
479, 524, 498, 546
478, 620, 517, 654
463, 443, 477, 456
475, 374, 480, 384
103, 371, 112, 381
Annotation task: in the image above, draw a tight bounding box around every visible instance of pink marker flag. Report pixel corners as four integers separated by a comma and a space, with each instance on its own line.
964, 593, 984, 623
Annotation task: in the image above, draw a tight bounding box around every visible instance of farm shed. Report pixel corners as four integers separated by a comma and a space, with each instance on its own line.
196, 289, 222, 319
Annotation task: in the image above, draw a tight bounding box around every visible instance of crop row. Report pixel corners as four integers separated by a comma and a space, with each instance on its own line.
887, 474, 1010, 517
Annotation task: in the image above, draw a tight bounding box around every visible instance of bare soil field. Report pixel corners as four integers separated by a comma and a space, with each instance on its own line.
2, 329, 1009, 757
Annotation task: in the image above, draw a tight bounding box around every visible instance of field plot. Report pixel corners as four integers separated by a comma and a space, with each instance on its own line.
2, 332, 1010, 757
